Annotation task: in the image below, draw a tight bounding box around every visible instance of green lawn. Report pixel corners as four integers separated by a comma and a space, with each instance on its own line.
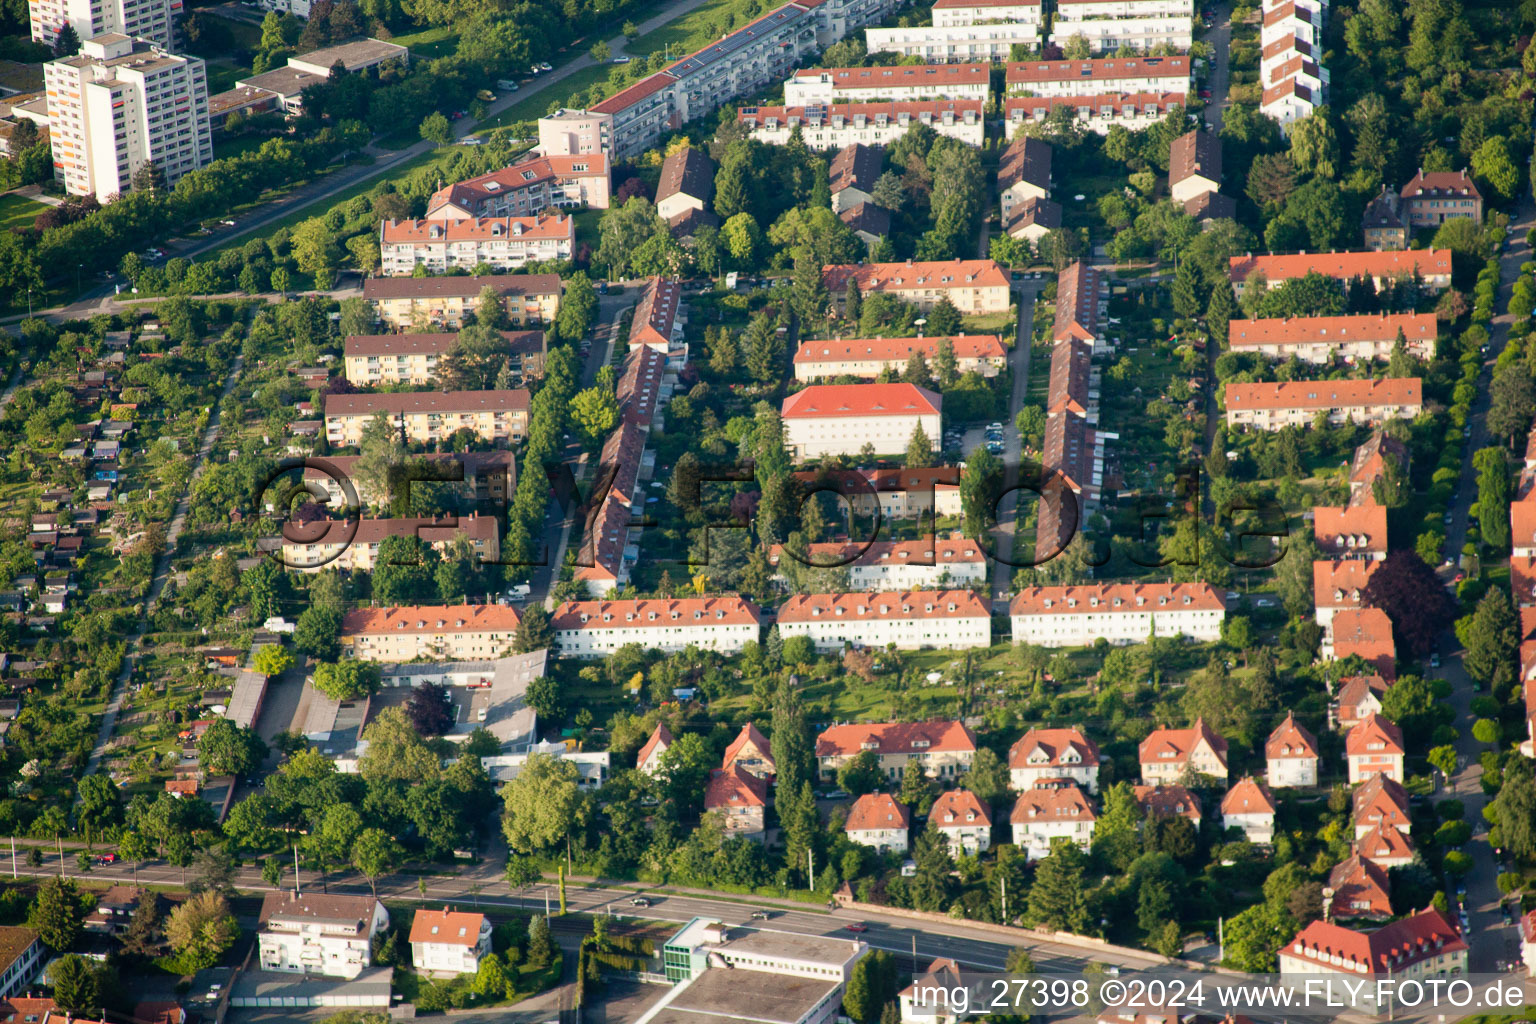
203, 57, 251, 95
480, 63, 617, 129
627, 0, 769, 57
391, 25, 460, 59
0, 193, 47, 233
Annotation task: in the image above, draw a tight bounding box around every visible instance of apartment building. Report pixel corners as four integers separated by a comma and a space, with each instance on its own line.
29, 0, 174, 48
705, 765, 769, 840
1008, 726, 1101, 793
815, 720, 977, 782
793, 334, 1005, 380
257, 893, 389, 979
1010, 781, 1095, 860
1139, 718, 1228, 785
1399, 169, 1483, 227
1005, 56, 1190, 97
537, 108, 611, 157
298, 451, 516, 512
845, 793, 910, 854
1313, 558, 1379, 631
0, 928, 42, 1000
1004, 91, 1188, 133
1260, 73, 1319, 129
933, 0, 1041, 27
1224, 378, 1423, 431
781, 382, 942, 460
45, 34, 212, 203
276, 514, 500, 573
549, 597, 765, 657
1326, 854, 1393, 921
1009, 582, 1227, 647
1053, 0, 1194, 53
1229, 249, 1453, 293
930, 789, 992, 856
785, 63, 991, 106
769, 535, 987, 590
1220, 776, 1277, 844
1135, 783, 1202, 825
323, 389, 531, 448
1226, 313, 1437, 364
776, 589, 991, 650
340, 604, 522, 662
363, 274, 562, 331
1345, 713, 1405, 785
824, 259, 1011, 315
378, 214, 574, 275
342, 330, 544, 386
410, 909, 492, 977
1279, 910, 1467, 987
1353, 772, 1410, 840
425, 155, 611, 220
737, 100, 985, 147
866, 0, 1041, 61
1265, 711, 1319, 788
790, 466, 964, 520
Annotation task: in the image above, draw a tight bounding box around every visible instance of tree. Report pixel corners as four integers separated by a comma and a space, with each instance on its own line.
352, 828, 404, 895
590, 40, 610, 61
358, 707, 442, 784
1274, 532, 1321, 617
1489, 759, 1536, 860
28, 877, 84, 950
502, 753, 583, 855
1221, 901, 1290, 971
1027, 842, 1088, 932
54, 23, 80, 55
570, 386, 620, 448
960, 445, 1001, 540
472, 952, 512, 998
166, 890, 239, 970
514, 604, 552, 653
836, 750, 882, 796
906, 423, 934, 469
1359, 550, 1455, 658
526, 674, 565, 720
405, 681, 453, 736
253, 644, 293, 678
960, 747, 1011, 804
925, 297, 962, 336
196, 718, 268, 777
527, 914, 555, 967
372, 535, 436, 604
898, 761, 936, 815
1172, 258, 1205, 320
1473, 136, 1520, 205
1288, 110, 1340, 179
1245, 153, 1297, 208
419, 112, 453, 146
121, 894, 165, 957
1473, 446, 1513, 550
313, 659, 381, 700
1459, 588, 1519, 690
50, 955, 99, 1014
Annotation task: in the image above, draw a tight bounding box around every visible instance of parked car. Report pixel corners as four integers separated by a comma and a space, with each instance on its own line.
496, 79, 520, 90
612, 55, 631, 63
476, 90, 497, 102
539, 62, 553, 70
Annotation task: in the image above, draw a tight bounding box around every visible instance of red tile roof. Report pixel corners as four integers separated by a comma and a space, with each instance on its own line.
1225, 378, 1422, 414
1327, 854, 1393, 919
704, 764, 768, 810
821, 259, 1009, 297
1400, 169, 1481, 202
324, 389, 531, 418
1132, 784, 1202, 821
381, 213, 573, 244
1335, 674, 1392, 728
1331, 607, 1397, 678
723, 723, 774, 773
1010, 781, 1096, 823
739, 100, 985, 128
1312, 504, 1388, 557
1053, 262, 1101, 345
779, 589, 988, 623
846, 792, 911, 831
550, 597, 765, 630
341, 603, 521, 636
792, 63, 991, 91
1227, 313, 1437, 350
1313, 558, 1380, 608
1221, 776, 1276, 816
344, 330, 543, 359
1284, 908, 1464, 975
781, 382, 941, 420
1005, 56, 1190, 84
1512, 502, 1536, 551
409, 908, 487, 946
629, 277, 682, 351
1010, 582, 1226, 617
282, 514, 499, 550
930, 788, 992, 828
363, 273, 561, 301
427, 154, 608, 215
1346, 712, 1405, 757
637, 723, 673, 768
1008, 727, 1100, 770
817, 720, 977, 757
794, 335, 1005, 366
1139, 718, 1228, 770
768, 536, 985, 569
1229, 249, 1452, 285
1511, 556, 1536, 606
1352, 773, 1410, 831
589, 71, 676, 114
1265, 711, 1319, 761
1357, 822, 1416, 866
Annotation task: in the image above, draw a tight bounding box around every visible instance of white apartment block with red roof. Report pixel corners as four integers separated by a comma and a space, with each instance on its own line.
340, 604, 522, 662
1312, 504, 1388, 561
769, 535, 987, 590
1139, 719, 1228, 785
930, 790, 993, 855
792, 467, 964, 520
823, 260, 1012, 315
1009, 583, 1227, 647
1225, 378, 1422, 431
781, 383, 942, 461
1313, 558, 1379, 631
777, 590, 991, 651
1008, 727, 1100, 793
737, 101, 985, 148
410, 909, 492, 977
378, 214, 574, 275
794, 335, 1006, 380
1004, 92, 1189, 133
1352, 773, 1410, 840
816, 720, 977, 782
1278, 909, 1467, 988
1052, 0, 1194, 54
1230, 249, 1452, 293
845, 793, 911, 854
277, 514, 500, 573
549, 598, 764, 657
1265, 711, 1319, 788
1227, 313, 1436, 364
425, 154, 611, 220
1004, 56, 1190, 98
705, 765, 769, 840
1346, 713, 1405, 784
785, 63, 992, 106
1010, 781, 1095, 860
1220, 776, 1277, 844
867, 0, 1041, 62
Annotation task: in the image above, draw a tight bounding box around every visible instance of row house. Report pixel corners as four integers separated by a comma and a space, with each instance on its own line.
1266, 711, 1320, 788
768, 535, 988, 591
1226, 313, 1437, 364
781, 382, 942, 461
628, 277, 688, 366
550, 597, 765, 657
1220, 776, 1277, 844
323, 389, 531, 448
275, 514, 499, 573
1345, 713, 1405, 785
1004, 91, 1188, 134
340, 604, 522, 662
737, 100, 985, 148
776, 589, 992, 651
998, 136, 1052, 228
379, 215, 574, 275
1224, 378, 1422, 431
1009, 582, 1227, 647
425, 154, 611, 221
343, 330, 544, 386
785, 63, 990, 106
793, 334, 1006, 381
1229, 249, 1453, 294
823, 259, 1012, 315
1325, 607, 1397, 681
1352, 772, 1410, 840
1278, 909, 1467, 986
930, 789, 992, 856
1010, 780, 1095, 860
705, 764, 770, 841
865, 22, 1041, 64
1034, 414, 1107, 565
845, 792, 910, 854
1008, 727, 1100, 793
1326, 854, 1393, 922
1333, 673, 1391, 731
258, 892, 389, 979
1004, 56, 1191, 98
1313, 558, 1378, 631
790, 466, 963, 520
363, 273, 561, 331
1053, 0, 1194, 53
1312, 504, 1388, 561
410, 909, 493, 977
815, 720, 977, 783
1139, 718, 1228, 785
1134, 783, 1202, 826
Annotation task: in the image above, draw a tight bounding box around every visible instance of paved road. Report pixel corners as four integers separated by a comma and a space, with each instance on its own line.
990, 281, 1045, 602
1203, 2, 1233, 134
1441, 194, 1536, 973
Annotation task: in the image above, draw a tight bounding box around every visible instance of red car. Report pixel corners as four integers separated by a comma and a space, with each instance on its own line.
1199, 89, 1212, 99
97, 854, 117, 865
844, 923, 868, 933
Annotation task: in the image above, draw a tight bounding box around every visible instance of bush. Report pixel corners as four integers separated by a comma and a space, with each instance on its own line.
1436, 799, 1465, 821
1497, 872, 1523, 895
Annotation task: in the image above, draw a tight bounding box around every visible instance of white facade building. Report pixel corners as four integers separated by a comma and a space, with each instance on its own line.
1265, 711, 1319, 788
782, 383, 942, 461
29, 0, 175, 48
1053, 0, 1193, 53
1009, 582, 1226, 647
410, 909, 492, 977
550, 598, 764, 657
777, 590, 992, 651
845, 793, 911, 854
929, 790, 992, 856
737, 101, 985, 148
1005, 55, 1190, 97
784, 63, 991, 106
1008, 727, 1101, 793
1219, 776, 1276, 844
257, 893, 389, 980
44, 34, 212, 203
865, 23, 1041, 63
1010, 782, 1095, 861
770, 535, 988, 591
379, 215, 574, 275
